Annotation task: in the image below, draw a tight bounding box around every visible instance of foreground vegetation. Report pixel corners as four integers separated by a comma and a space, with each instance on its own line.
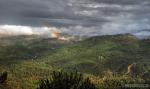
37, 71, 97, 89
0, 34, 149, 89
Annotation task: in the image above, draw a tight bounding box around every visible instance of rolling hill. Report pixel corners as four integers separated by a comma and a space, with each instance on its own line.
43, 34, 150, 74
0, 34, 149, 89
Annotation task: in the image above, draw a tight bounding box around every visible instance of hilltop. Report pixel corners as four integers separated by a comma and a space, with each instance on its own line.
44, 34, 149, 74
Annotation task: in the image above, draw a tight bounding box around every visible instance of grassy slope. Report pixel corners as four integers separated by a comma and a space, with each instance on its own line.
44, 34, 148, 74
0, 35, 71, 89
0, 34, 149, 89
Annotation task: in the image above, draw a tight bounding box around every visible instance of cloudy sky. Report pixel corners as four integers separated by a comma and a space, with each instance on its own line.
0, 0, 150, 36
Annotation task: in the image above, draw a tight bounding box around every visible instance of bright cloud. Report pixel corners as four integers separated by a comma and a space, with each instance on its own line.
0, 25, 33, 35
0, 25, 61, 37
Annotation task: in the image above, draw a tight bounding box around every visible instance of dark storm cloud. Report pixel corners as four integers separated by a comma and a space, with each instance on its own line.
91, 0, 150, 5
0, 0, 150, 36
0, 0, 110, 26
0, 0, 73, 26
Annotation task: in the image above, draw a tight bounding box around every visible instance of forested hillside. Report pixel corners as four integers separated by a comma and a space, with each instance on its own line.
0, 34, 149, 89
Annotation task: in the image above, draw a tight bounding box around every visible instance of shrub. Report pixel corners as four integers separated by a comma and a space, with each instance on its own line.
98, 76, 148, 89
37, 71, 97, 89
0, 72, 7, 83
0, 72, 8, 89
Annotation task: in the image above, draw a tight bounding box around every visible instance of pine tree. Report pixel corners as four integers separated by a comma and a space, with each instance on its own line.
37, 71, 97, 89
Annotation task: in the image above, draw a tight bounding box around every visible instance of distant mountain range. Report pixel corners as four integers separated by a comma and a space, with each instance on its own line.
0, 29, 150, 40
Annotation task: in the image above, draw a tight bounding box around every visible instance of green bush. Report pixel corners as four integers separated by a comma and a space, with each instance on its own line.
37, 71, 97, 89
98, 76, 149, 89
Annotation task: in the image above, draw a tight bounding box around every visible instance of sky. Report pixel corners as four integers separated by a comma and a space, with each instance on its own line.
0, 0, 150, 37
